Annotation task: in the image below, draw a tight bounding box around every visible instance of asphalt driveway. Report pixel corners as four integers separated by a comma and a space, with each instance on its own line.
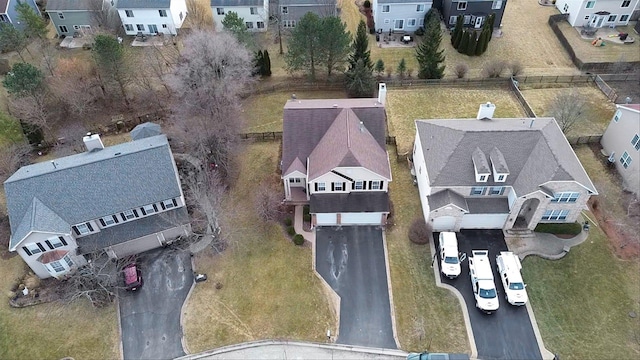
119, 248, 193, 360
315, 226, 396, 349
435, 230, 542, 360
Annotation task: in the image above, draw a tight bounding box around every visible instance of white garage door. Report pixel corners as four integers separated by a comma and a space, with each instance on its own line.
341, 212, 383, 225
110, 234, 162, 258
460, 214, 508, 229
432, 216, 457, 232
316, 213, 338, 226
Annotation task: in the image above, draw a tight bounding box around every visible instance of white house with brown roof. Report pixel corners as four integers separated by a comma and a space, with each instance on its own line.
281, 85, 392, 227
600, 104, 640, 196
412, 103, 597, 232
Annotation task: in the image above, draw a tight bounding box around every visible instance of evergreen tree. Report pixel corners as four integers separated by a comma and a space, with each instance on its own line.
319, 16, 351, 76
374, 59, 385, 77
458, 30, 469, 54
416, 8, 446, 79
263, 49, 272, 76
345, 58, 375, 97
253, 50, 264, 76
222, 11, 253, 47
451, 15, 463, 48
16, 1, 46, 39
475, 29, 487, 56
285, 12, 323, 79
349, 20, 373, 70
487, 13, 496, 42
0, 23, 28, 62
466, 31, 477, 56
397, 58, 406, 78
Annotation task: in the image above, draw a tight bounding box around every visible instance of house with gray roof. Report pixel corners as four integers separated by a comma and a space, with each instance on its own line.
277, 0, 336, 28
281, 84, 392, 227
4, 128, 191, 279
0, 0, 40, 30
46, 0, 114, 37
117, 0, 187, 35
600, 103, 640, 197
211, 0, 269, 31
371, 0, 432, 33
412, 103, 597, 232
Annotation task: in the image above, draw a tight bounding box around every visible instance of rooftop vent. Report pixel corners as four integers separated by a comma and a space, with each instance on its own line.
83, 132, 104, 152
477, 102, 496, 120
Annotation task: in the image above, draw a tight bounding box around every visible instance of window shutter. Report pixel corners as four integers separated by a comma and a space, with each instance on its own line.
369, 181, 373, 190
45, 240, 53, 249
133, 209, 139, 217
99, 218, 106, 227
363, 181, 367, 190
352, 182, 355, 190
87, 223, 94, 232
59, 237, 68, 246
172, 199, 178, 207
315, 183, 318, 191
482, 187, 487, 195
23, 247, 32, 256
37, 243, 46, 252
121, 213, 127, 221
379, 181, 384, 190
331, 183, 335, 191
160, 202, 166, 210
342, 182, 345, 191
140, 208, 146, 215
72, 226, 80, 235
113, 215, 119, 224
153, 204, 158, 212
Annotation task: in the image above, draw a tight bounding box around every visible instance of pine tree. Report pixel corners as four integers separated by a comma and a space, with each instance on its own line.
416, 8, 446, 79
475, 29, 487, 56
253, 50, 264, 76
263, 49, 272, 76
349, 20, 373, 70
466, 31, 477, 56
16, 1, 47, 39
487, 13, 496, 42
397, 58, 407, 78
374, 58, 385, 77
345, 58, 375, 97
458, 30, 469, 54
451, 15, 463, 48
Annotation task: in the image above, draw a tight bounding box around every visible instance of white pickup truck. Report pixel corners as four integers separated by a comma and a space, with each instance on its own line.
496, 251, 528, 306
468, 250, 499, 314
439, 232, 462, 279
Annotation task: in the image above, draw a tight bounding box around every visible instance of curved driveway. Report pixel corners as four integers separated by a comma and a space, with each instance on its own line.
119, 248, 193, 360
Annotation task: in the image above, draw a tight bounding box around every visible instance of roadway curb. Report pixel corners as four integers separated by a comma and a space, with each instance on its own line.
180, 254, 197, 355
382, 230, 401, 349
526, 302, 556, 360
115, 296, 124, 360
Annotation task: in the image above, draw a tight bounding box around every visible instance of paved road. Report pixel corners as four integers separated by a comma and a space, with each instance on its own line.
435, 230, 542, 360
119, 248, 193, 360
315, 226, 396, 349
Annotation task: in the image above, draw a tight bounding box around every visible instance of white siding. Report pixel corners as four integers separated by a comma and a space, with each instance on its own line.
460, 213, 509, 229
212, 2, 268, 31
413, 131, 432, 223
16, 232, 78, 279
372, 1, 433, 33
556, 0, 639, 26
601, 106, 640, 196
118, 6, 182, 35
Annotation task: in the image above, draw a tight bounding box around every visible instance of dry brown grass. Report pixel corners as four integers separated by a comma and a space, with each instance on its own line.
386, 86, 526, 153
182, 142, 335, 352
557, 21, 640, 63
386, 147, 470, 353
520, 84, 617, 136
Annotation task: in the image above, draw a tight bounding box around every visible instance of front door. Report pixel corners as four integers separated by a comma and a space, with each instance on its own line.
474, 16, 484, 28
394, 19, 404, 30
591, 15, 605, 28
148, 24, 158, 34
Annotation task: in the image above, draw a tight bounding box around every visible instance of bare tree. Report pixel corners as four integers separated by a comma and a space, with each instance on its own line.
0, 142, 31, 182
39, 40, 57, 77
49, 57, 101, 118
254, 175, 284, 223
185, 0, 214, 29
547, 90, 586, 134
8, 93, 53, 134
91, 0, 122, 34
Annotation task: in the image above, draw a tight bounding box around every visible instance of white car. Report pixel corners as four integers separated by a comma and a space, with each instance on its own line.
439, 232, 462, 279
469, 250, 499, 313
496, 251, 528, 306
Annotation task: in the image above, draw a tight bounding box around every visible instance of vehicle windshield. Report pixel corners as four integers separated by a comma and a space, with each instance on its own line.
444, 256, 459, 264
509, 282, 525, 290
479, 288, 497, 298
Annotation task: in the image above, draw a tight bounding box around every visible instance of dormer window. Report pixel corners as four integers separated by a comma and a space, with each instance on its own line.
497, 174, 505, 181
479, 175, 487, 182
490, 147, 509, 183
472, 148, 490, 182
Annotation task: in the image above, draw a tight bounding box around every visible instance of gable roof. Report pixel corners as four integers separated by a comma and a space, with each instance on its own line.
282, 98, 388, 179
45, 0, 98, 11
117, 0, 171, 8
210, 0, 264, 6
428, 189, 468, 212
5, 135, 182, 250
415, 118, 597, 196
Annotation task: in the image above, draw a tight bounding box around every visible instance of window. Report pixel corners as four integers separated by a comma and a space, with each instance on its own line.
179, 11, 183, 20
125, 24, 134, 31
47, 237, 67, 249
250, 7, 257, 15
122, 209, 138, 221
59, 25, 68, 33
382, 5, 390, 12
142, 204, 156, 215
136, 24, 144, 31
0, 14, 9, 22
125, 10, 134, 17
162, 199, 177, 210
471, 186, 485, 195
408, 18, 416, 27
63, 255, 74, 268
613, 109, 622, 122
419, 18, 424, 26
492, 0, 502, 10
50, 261, 65, 273
23, 243, 45, 256
586, 1, 596, 9
289, 178, 302, 183
608, 15, 617, 22
58, 12, 64, 19
75, 222, 93, 235
162, 24, 168, 28
257, 21, 265, 28
551, 192, 580, 203
246, 22, 253, 29
449, 16, 457, 25
334, 182, 343, 191
417, 4, 425, 12
101, 215, 117, 227
354, 181, 364, 190
632, 134, 640, 151
542, 210, 569, 221
463, 15, 471, 24
489, 187, 504, 195
282, 6, 288, 14
620, 151, 632, 168
585, 15, 590, 20
564, 4, 569, 12
217, 8, 224, 15
73, 25, 80, 30
283, 20, 296, 28
457, 1, 467, 10
497, 174, 505, 181
620, 14, 629, 21
317, 182, 326, 191
394, 19, 404, 29
479, 175, 487, 181
622, 0, 631, 7
371, 181, 382, 190
159, 9, 167, 17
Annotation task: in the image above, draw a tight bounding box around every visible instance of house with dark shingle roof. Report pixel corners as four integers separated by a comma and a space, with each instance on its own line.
281, 86, 392, 226
3, 127, 191, 279
116, 0, 187, 35
211, 0, 269, 31
412, 107, 597, 232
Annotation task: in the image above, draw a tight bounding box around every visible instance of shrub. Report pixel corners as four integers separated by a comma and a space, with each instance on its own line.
535, 222, 583, 235
408, 218, 431, 244
303, 205, 310, 215
509, 61, 523, 76
454, 63, 468, 78
287, 226, 296, 236
293, 234, 305, 245
363, 0, 371, 8
397, 58, 406, 78
303, 213, 311, 222
483, 60, 506, 78
284, 218, 292, 226
415, 26, 425, 36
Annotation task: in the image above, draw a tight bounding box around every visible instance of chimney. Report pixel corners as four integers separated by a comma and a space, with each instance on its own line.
477, 102, 496, 120
83, 132, 104, 152
378, 83, 387, 105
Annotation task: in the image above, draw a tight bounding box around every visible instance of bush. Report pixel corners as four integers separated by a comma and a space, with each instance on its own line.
363, 0, 371, 8
535, 222, 583, 235
483, 60, 506, 78
293, 234, 305, 245
415, 26, 425, 36
303, 205, 310, 215
284, 218, 292, 226
287, 226, 296, 236
454, 63, 468, 78
303, 213, 311, 222
509, 61, 523, 76
408, 218, 431, 244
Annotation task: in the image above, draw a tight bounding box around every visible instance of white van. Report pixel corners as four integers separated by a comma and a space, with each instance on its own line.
496, 251, 528, 306
438, 232, 461, 279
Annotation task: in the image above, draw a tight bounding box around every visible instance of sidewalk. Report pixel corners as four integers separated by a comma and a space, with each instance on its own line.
294, 205, 315, 245
507, 227, 590, 260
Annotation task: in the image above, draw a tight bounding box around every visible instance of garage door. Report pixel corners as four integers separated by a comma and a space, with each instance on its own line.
341, 212, 383, 225
316, 213, 338, 226
109, 234, 162, 258
460, 214, 508, 229
432, 216, 457, 232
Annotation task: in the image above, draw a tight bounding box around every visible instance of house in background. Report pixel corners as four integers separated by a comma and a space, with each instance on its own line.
441, 0, 507, 28
0, 0, 40, 30
371, 0, 432, 33
555, 0, 639, 27
46, 0, 115, 37
211, 0, 268, 31
3, 126, 191, 279
117, 0, 187, 36
600, 104, 640, 196
412, 103, 597, 233
281, 85, 392, 227
277, 0, 336, 28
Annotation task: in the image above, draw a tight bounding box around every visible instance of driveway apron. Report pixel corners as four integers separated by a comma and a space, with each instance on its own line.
315, 226, 396, 349
435, 230, 542, 360
119, 248, 193, 360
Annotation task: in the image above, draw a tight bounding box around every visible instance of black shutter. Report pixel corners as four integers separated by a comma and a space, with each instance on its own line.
140, 208, 146, 215
72, 226, 80, 235
23, 247, 32, 256
368, 181, 372, 190
160, 202, 166, 210
153, 204, 158, 212
172, 199, 178, 207
87, 223, 94, 232
99, 218, 106, 227
37, 243, 46, 252
113, 215, 119, 224
331, 183, 335, 191
482, 187, 487, 195
380, 181, 384, 190
45, 240, 53, 250
133, 209, 139, 217
363, 181, 367, 190
121, 213, 127, 222
342, 182, 346, 191
59, 237, 68, 246
352, 182, 355, 190
315, 183, 318, 191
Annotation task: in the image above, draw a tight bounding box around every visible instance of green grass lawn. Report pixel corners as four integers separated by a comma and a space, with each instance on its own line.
0, 111, 24, 147
387, 149, 470, 353
182, 142, 335, 352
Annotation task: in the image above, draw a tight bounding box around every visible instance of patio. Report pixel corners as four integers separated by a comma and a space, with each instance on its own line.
59, 35, 94, 49
576, 24, 636, 44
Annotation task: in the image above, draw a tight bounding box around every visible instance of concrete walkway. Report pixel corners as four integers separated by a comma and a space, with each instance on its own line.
294, 205, 315, 244
507, 227, 590, 260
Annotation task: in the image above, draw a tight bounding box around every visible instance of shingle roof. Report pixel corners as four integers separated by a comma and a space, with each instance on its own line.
11, 198, 70, 251
489, 147, 509, 174
45, 0, 97, 11
117, 0, 171, 9
310, 192, 389, 213
210, 0, 264, 6
466, 197, 509, 214
5, 135, 183, 250
428, 189, 468, 211
282, 98, 388, 179
131, 122, 162, 141
415, 118, 597, 196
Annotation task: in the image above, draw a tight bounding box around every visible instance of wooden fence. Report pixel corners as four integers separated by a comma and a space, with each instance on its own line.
566, 135, 603, 145
509, 78, 537, 118
239, 131, 283, 141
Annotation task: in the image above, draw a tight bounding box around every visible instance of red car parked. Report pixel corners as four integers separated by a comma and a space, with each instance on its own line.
123, 262, 143, 291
